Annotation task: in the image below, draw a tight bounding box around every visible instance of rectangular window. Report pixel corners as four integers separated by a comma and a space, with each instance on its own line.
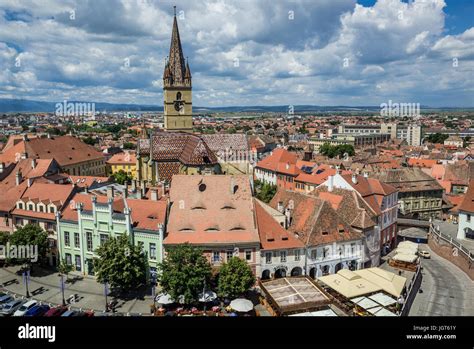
226, 250, 233, 262
311, 250, 317, 260
149, 243, 156, 260
265, 252, 272, 264
74, 232, 80, 248
245, 250, 252, 261
86, 232, 93, 252
65, 253, 72, 265
280, 251, 287, 263
100, 234, 108, 246
468, 214, 471, 222
75, 255, 81, 272
294, 249, 301, 261
212, 251, 220, 263
64, 231, 70, 247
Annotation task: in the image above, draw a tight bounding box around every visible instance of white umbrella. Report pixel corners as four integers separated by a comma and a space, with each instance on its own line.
155, 293, 185, 305
155, 293, 174, 305
230, 298, 253, 312
198, 291, 217, 303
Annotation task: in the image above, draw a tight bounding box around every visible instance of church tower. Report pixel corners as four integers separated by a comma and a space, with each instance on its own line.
163, 6, 193, 132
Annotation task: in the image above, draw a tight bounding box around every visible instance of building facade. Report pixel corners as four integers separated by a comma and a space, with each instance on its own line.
57, 191, 166, 277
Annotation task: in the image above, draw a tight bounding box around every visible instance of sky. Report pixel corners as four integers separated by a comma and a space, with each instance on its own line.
0, 0, 473, 107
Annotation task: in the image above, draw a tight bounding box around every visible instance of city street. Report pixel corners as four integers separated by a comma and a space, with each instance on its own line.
409, 244, 474, 316
0, 265, 155, 315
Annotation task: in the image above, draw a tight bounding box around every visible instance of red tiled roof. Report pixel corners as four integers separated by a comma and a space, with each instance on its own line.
407, 158, 438, 168
11, 209, 55, 221
165, 175, 259, 245
106, 152, 137, 165
25, 136, 104, 166
255, 200, 303, 250
126, 198, 167, 231
458, 181, 474, 214
256, 148, 297, 174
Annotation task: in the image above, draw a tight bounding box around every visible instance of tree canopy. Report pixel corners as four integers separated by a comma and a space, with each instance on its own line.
112, 169, 133, 185
425, 133, 449, 144
9, 224, 49, 264
94, 233, 148, 290
319, 143, 355, 159
254, 180, 277, 203
217, 257, 255, 299
157, 244, 212, 304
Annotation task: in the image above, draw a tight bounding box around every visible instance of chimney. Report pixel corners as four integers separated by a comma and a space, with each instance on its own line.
31, 159, 36, 169
150, 188, 158, 201
286, 163, 290, 170
15, 170, 22, 186
328, 175, 334, 192
352, 173, 358, 184
363, 171, 369, 178
336, 166, 341, 175
47, 133, 51, 139
22, 134, 28, 141
141, 180, 146, 197
285, 207, 292, 229
277, 201, 284, 213
0, 162, 4, 174
21, 152, 28, 160
84, 185, 89, 194
107, 186, 115, 199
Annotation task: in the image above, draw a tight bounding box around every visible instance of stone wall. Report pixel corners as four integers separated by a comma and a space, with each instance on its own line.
428, 233, 474, 280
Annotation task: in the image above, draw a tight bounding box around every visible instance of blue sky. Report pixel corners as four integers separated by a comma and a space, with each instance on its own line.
0, 0, 473, 107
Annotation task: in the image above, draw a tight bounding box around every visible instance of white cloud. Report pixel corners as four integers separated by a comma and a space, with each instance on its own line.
0, 0, 472, 107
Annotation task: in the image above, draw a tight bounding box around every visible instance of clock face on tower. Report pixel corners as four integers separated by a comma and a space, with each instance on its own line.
174, 100, 184, 112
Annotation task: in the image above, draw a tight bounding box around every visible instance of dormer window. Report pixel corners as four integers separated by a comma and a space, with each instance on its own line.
28, 204, 34, 211
17, 202, 24, 210
49, 206, 56, 213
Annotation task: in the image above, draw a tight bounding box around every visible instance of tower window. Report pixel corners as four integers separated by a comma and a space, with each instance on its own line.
176, 92, 182, 100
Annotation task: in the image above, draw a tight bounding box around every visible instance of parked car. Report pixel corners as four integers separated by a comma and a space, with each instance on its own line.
24, 304, 50, 317
44, 306, 68, 317
61, 310, 76, 317
418, 250, 431, 259
13, 300, 38, 316
0, 294, 14, 308
0, 299, 25, 316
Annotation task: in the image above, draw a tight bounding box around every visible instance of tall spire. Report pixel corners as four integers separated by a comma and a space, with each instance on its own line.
165, 6, 188, 87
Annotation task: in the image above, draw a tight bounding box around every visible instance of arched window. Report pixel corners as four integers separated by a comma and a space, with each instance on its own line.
176, 92, 182, 100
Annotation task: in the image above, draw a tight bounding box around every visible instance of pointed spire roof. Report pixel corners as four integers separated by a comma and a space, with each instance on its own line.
166, 7, 187, 86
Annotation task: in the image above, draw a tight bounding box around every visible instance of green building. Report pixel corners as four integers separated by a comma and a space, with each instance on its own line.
56, 190, 166, 278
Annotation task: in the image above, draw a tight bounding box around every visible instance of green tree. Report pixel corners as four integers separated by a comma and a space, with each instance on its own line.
83, 136, 97, 145
157, 243, 212, 304
0, 232, 9, 245
217, 257, 255, 299
57, 258, 74, 281
122, 142, 135, 150
426, 133, 449, 144
94, 234, 148, 290
112, 169, 133, 185
9, 224, 49, 264
256, 182, 277, 203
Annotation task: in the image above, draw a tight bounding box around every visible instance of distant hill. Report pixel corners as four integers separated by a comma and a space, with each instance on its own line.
0, 98, 472, 113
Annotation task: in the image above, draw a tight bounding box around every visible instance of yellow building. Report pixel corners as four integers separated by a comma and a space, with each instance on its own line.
106, 151, 137, 179
163, 7, 193, 132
